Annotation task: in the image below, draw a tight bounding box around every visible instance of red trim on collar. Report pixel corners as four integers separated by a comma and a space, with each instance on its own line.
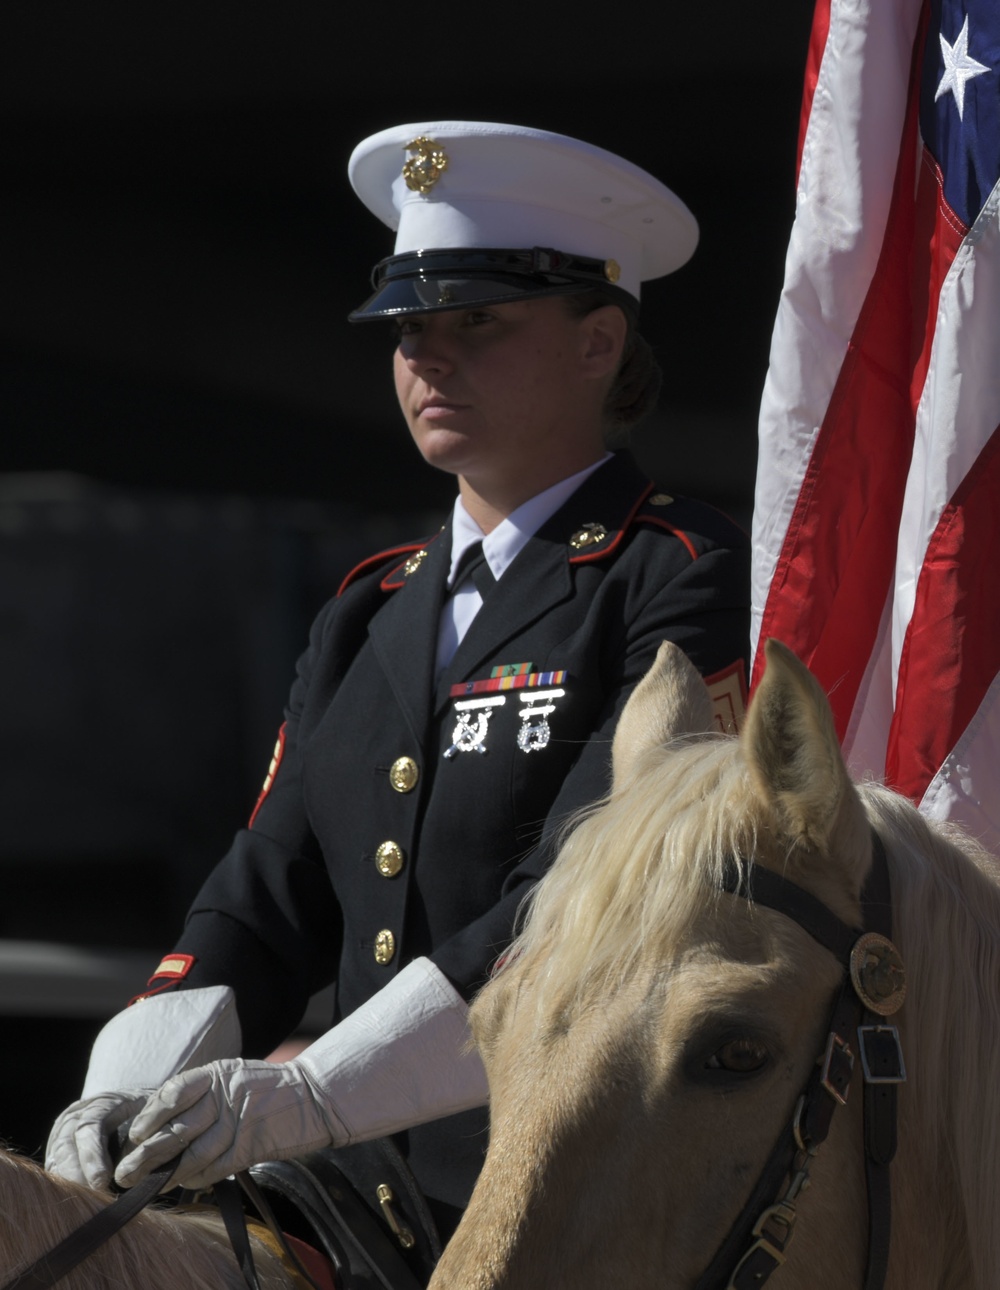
337, 540, 431, 598
567, 482, 654, 564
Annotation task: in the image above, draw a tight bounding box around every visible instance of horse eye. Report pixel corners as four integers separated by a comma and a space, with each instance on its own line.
705, 1037, 769, 1074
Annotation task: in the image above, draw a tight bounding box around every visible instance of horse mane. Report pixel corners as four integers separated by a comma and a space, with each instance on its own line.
0, 1149, 290, 1290
512, 732, 1000, 1288
860, 784, 1000, 1287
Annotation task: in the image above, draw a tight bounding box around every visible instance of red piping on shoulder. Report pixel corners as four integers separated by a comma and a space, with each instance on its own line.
337, 540, 430, 598
568, 483, 654, 565
636, 515, 699, 563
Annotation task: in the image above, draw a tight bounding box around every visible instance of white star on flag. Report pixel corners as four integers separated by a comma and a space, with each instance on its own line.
935, 15, 989, 120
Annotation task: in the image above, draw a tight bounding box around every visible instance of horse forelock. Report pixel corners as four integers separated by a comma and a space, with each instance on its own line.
860, 785, 1000, 1288
511, 733, 763, 1017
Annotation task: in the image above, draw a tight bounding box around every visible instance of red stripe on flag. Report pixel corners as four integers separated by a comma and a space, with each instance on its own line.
885, 425, 1000, 803
796, 0, 832, 182
752, 8, 943, 742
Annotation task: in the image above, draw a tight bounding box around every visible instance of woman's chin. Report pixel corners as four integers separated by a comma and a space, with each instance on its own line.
412, 427, 479, 476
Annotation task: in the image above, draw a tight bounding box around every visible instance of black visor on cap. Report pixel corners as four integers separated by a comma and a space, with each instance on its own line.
349, 247, 638, 321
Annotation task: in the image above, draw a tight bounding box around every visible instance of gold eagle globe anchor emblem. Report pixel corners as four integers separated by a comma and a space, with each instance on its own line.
402, 137, 449, 194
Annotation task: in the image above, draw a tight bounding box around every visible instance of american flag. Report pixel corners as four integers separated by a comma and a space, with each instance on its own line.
751, 0, 1000, 849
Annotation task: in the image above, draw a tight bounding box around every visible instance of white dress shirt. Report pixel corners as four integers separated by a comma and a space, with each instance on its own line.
435, 454, 612, 674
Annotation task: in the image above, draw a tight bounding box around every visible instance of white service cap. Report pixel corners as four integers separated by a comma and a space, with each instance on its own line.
348, 121, 698, 320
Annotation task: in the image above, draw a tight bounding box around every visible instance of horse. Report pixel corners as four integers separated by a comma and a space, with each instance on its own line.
429, 639, 1000, 1290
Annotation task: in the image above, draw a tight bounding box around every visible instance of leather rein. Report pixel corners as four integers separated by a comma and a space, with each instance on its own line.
693, 831, 907, 1290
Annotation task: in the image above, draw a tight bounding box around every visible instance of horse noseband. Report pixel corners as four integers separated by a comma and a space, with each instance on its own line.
694, 830, 907, 1290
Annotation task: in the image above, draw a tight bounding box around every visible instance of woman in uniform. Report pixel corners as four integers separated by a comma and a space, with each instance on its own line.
47, 121, 750, 1242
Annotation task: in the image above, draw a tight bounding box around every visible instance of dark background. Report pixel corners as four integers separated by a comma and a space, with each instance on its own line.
1, 1, 813, 1154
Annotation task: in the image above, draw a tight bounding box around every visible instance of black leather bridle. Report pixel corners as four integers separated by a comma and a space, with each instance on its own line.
693, 831, 907, 1290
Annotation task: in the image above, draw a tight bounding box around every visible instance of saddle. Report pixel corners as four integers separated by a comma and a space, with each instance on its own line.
247, 1138, 442, 1290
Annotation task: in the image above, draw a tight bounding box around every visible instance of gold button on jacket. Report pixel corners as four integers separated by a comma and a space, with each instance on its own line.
374, 929, 396, 964
389, 756, 419, 793
375, 840, 405, 878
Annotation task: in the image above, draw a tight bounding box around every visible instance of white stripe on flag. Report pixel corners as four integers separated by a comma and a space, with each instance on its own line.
751, 0, 923, 660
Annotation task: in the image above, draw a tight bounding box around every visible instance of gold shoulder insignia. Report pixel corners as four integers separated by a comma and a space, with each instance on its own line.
569, 522, 608, 550
402, 549, 428, 576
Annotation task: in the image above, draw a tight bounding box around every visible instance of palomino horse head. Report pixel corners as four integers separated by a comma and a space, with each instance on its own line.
431, 640, 1000, 1290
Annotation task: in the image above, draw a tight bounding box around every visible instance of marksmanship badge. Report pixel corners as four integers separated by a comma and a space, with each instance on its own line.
444, 695, 506, 759
403, 137, 449, 194
517, 687, 565, 753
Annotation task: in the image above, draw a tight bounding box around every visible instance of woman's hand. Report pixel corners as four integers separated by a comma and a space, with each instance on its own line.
116, 1059, 340, 1190
45, 984, 241, 1190
47, 1090, 156, 1190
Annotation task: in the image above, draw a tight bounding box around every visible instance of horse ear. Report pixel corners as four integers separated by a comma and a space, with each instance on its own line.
743, 639, 853, 852
612, 641, 714, 787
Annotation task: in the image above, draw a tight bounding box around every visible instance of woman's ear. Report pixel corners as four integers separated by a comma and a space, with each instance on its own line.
579, 305, 628, 380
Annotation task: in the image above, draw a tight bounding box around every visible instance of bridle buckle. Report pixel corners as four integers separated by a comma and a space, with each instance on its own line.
752, 1200, 797, 1252
819, 1030, 854, 1105
724, 1201, 797, 1289
857, 1024, 907, 1085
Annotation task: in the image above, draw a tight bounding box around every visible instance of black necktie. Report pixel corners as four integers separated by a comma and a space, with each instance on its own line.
452, 540, 497, 600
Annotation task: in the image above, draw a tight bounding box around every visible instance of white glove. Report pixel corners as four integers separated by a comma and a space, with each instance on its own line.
115, 957, 489, 1191
46, 985, 240, 1189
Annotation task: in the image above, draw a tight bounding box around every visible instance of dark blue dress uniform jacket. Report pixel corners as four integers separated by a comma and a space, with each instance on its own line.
169, 451, 750, 1225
